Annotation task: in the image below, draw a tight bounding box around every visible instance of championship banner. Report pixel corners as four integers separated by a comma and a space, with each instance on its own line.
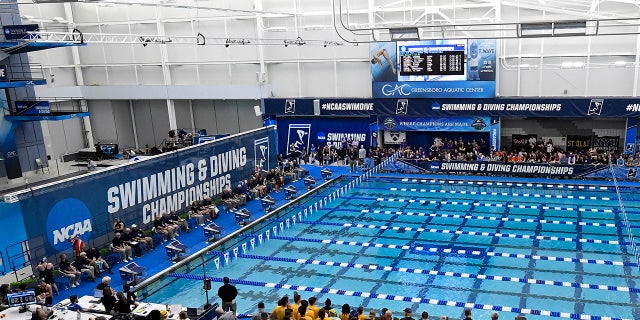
3, 24, 39, 40
264, 97, 640, 118
424, 160, 603, 177
11, 126, 277, 257
592, 136, 620, 153
566, 135, 592, 151
379, 116, 490, 132
276, 117, 370, 155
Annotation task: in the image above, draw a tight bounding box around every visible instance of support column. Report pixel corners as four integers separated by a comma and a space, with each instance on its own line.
155, 5, 177, 131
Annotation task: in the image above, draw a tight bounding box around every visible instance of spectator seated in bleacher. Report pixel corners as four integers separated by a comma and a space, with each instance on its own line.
283, 161, 297, 182
170, 210, 190, 233
122, 228, 144, 257
189, 200, 206, 225
153, 214, 174, 242
247, 178, 261, 200
73, 252, 96, 281
265, 169, 276, 193
58, 253, 81, 288
162, 212, 180, 237
233, 183, 247, 206
221, 188, 238, 211
85, 247, 113, 275
111, 232, 133, 262
201, 197, 219, 221
131, 224, 154, 251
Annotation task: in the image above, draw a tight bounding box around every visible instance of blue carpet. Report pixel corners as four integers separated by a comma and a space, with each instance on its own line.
51, 164, 352, 304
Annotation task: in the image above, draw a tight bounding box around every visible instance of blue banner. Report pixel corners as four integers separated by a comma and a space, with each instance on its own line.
11, 127, 277, 256
3, 24, 39, 40
264, 97, 640, 118
624, 118, 638, 156
490, 117, 500, 152
379, 116, 491, 132
14, 101, 50, 115
276, 117, 370, 156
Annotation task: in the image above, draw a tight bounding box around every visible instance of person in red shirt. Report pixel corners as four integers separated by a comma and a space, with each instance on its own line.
69, 235, 85, 257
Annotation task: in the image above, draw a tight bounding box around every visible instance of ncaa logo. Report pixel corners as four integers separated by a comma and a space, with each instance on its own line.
383, 117, 397, 130
429, 161, 441, 171
254, 137, 270, 170
432, 102, 441, 111
317, 131, 326, 142
588, 99, 603, 116
396, 99, 408, 114
285, 100, 296, 114
46, 198, 93, 251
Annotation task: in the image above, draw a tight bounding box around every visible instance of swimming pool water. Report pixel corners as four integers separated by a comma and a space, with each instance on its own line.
138, 176, 640, 320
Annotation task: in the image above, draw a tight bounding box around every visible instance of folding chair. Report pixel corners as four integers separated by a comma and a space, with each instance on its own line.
204, 222, 224, 242
261, 195, 276, 212
303, 176, 316, 190
234, 208, 252, 226
35, 158, 50, 173
284, 185, 298, 200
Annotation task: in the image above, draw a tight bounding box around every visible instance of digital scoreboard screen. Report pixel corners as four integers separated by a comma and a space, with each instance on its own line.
400, 50, 465, 76
7, 291, 37, 307
397, 41, 467, 82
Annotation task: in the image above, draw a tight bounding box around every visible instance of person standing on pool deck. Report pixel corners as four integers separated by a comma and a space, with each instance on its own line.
218, 276, 238, 314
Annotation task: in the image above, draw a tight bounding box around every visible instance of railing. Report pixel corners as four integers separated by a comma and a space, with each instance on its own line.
608, 160, 640, 271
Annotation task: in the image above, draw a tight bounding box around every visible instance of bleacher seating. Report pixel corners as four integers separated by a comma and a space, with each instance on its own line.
234, 208, 252, 226
165, 240, 188, 262
321, 167, 333, 180
284, 185, 298, 200
261, 195, 276, 212
303, 176, 316, 189
204, 222, 224, 242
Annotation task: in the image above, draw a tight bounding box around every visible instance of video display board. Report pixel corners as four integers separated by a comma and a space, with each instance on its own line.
371, 39, 496, 98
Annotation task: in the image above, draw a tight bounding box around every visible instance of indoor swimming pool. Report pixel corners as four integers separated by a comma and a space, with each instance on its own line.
137, 175, 640, 320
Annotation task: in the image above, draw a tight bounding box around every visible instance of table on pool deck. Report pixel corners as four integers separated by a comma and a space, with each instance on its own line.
0, 304, 105, 320
64, 295, 183, 319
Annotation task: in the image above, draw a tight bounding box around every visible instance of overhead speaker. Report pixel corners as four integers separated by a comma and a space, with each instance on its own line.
254, 105, 262, 117
313, 99, 320, 116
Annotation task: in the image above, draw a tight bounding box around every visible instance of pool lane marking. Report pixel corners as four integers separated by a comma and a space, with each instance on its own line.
245, 234, 636, 267
388, 187, 613, 201
357, 196, 619, 214
359, 209, 622, 228
168, 273, 630, 320
223, 252, 640, 294
396, 178, 613, 191
275, 219, 627, 246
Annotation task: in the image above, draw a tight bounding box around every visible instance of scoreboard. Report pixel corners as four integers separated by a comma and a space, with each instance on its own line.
400, 51, 465, 76
397, 41, 467, 82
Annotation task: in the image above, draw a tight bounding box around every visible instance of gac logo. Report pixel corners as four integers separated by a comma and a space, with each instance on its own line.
381, 84, 411, 96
